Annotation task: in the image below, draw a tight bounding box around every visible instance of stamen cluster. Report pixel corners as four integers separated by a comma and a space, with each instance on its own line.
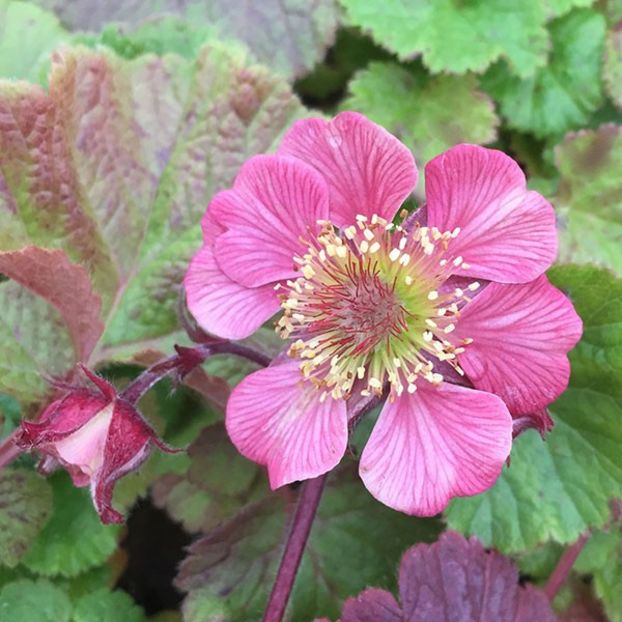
277, 214, 479, 400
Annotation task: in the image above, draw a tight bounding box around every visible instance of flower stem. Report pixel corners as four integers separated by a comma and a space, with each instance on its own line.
544, 532, 590, 601
119, 341, 271, 405
0, 429, 24, 469
263, 474, 328, 622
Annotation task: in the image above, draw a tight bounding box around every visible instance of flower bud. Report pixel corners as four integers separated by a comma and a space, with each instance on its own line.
17, 365, 176, 523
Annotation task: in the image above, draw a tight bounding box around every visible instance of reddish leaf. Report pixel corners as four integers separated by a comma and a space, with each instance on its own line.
0, 247, 103, 362
339, 531, 555, 622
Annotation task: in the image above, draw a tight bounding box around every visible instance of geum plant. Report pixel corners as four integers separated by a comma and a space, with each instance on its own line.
5, 111, 582, 620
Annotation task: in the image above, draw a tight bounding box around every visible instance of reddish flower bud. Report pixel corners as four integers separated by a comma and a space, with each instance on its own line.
16, 365, 176, 524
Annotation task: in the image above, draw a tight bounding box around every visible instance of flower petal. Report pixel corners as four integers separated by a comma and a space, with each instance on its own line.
210, 155, 329, 287
359, 382, 512, 516
454, 275, 583, 415
184, 243, 279, 340
278, 112, 417, 227
425, 144, 557, 283
226, 362, 348, 488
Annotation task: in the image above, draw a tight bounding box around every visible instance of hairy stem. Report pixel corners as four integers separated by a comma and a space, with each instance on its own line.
544, 532, 590, 601
0, 429, 24, 469
120, 341, 271, 404
263, 474, 328, 622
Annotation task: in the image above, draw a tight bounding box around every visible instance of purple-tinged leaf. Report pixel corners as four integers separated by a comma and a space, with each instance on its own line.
337, 532, 555, 622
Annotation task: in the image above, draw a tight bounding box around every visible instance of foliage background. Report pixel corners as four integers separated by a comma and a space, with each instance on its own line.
0, 0, 621, 620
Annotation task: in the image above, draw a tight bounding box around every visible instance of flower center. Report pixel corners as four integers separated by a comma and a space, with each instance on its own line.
277, 214, 477, 400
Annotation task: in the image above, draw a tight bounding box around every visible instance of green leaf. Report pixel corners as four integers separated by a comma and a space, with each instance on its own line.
22, 472, 119, 578
0, 579, 72, 622
0, 469, 53, 568
343, 62, 498, 170
152, 424, 265, 534
575, 527, 622, 622
554, 125, 622, 275
0, 1, 68, 81
574, 525, 622, 622
0, 248, 104, 403
604, 29, 622, 111
177, 466, 441, 621
33, 0, 339, 79
72, 589, 146, 622
483, 9, 605, 138
446, 265, 622, 553
339, 0, 549, 77
545, 0, 595, 18
0, 43, 305, 401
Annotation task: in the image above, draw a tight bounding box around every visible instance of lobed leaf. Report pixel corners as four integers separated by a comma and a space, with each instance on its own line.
31, 0, 340, 79
336, 531, 555, 621
554, 124, 622, 275
343, 62, 498, 175
72, 588, 147, 622
0, 43, 305, 402
339, 0, 549, 77
483, 9, 606, 138
0, 579, 72, 622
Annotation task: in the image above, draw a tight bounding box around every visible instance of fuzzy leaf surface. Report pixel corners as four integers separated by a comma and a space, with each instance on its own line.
483, 9, 605, 138
22, 472, 119, 577
337, 531, 555, 621
0, 469, 53, 568
176, 467, 441, 621
554, 125, 622, 275
339, 0, 549, 77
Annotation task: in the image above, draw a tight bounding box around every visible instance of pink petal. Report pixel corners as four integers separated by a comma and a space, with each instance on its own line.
425, 145, 557, 283
278, 112, 417, 227
359, 382, 512, 516
210, 155, 329, 287
225, 362, 348, 488
184, 243, 279, 340
54, 402, 114, 478
454, 276, 583, 415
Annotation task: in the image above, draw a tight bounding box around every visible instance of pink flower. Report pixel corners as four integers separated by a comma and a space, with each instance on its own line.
17, 366, 174, 523
184, 112, 582, 515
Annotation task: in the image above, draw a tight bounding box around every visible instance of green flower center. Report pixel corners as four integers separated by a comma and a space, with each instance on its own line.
277, 214, 477, 400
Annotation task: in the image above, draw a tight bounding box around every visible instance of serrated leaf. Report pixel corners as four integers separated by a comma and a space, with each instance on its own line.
0, 43, 305, 401
343, 62, 498, 172
546, 0, 595, 18
339, 0, 549, 77
0, 469, 52, 568
22, 472, 119, 577
604, 29, 622, 111
446, 265, 622, 553
574, 528, 622, 622
0, 579, 72, 622
0, 1, 68, 81
336, 531, 555, 622
177, 466, 441, 621
0, 248, 104, 402
483, 9, 605, 138
32, 0, 339, 79
72, 589, 146, 622
554, 125, 622, 275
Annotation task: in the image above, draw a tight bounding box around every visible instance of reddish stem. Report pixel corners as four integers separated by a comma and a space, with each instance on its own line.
263, 474, 328, 622
544, 532, 590, 601
119, 341, 271, 404
0, 429, 24, 469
